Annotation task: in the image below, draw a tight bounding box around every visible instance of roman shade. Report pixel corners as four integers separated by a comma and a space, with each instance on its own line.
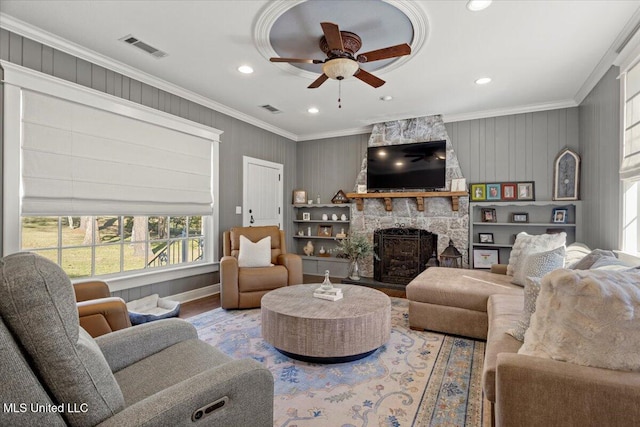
21, 89, 215, 216
621, 59, 640, 180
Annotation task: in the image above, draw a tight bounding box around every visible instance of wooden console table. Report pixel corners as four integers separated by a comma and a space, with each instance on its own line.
345, 191, 468, 212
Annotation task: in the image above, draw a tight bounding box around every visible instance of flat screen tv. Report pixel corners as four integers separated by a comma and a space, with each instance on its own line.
367, 141, 447, 191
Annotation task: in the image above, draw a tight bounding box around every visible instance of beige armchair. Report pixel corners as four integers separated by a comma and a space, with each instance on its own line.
220, 225, 302, 309
73, 280, 132, 337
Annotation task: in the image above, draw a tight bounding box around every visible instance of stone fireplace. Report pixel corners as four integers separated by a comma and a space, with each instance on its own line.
351, 115, 469, 279
374, 228, 437, 285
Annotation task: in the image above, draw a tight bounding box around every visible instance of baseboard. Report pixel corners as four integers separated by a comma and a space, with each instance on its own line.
168, 284, 220, 303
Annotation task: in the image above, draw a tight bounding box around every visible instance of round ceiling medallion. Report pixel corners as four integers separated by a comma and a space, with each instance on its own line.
254, 0, 428, 79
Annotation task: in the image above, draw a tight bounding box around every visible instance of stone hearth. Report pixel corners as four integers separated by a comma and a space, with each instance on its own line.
351, 115, 469, 278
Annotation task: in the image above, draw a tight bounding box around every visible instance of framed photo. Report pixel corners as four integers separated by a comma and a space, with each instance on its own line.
486, 183, 501, 200
302, 212, 311, 221
481, 208, 497, 222
517, 182, 535, 201
357, 184, 367, 194
317, 225, 333, 237
512, 212, 529, 223
473, 248, 499, 269
451, 178, 466, 192
501, 183, 517, 200
471, 184, 486, 201
292, 189, 307, 204
552, 208, 568, 223
479, 232, 494, 244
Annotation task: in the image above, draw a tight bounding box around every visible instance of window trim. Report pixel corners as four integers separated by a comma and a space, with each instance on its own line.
2, 61, 222, 284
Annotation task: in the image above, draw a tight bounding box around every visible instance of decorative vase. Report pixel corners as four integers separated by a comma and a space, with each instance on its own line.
321, 270, 333, 291
349, 259, 360, 280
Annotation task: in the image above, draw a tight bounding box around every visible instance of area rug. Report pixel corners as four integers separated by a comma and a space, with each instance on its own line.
187, 298, 484, 427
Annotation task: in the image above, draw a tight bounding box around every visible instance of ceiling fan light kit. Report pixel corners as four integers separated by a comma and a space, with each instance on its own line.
322, 58, 359, 80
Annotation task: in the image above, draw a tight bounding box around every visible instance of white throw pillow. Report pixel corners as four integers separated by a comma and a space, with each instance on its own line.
506, 231, 566, 285
564, 242, 591, 269
512, 246, 565, 287
571, 249, 616, 270
519, 269, 640, 371
237, 235, 273, 268
507, 276, 542, 341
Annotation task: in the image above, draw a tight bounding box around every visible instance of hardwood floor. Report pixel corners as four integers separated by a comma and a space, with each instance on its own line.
178, 277, 406, 319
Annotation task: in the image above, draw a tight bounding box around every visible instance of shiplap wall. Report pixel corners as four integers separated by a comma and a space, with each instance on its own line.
578, 66, 621, 250
297, 109, 580, 202
0, 29, 297, 300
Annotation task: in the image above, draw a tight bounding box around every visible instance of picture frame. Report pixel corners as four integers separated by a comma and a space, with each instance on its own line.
479, 232, 494, 244
451, 178, 466, 192
512, 212, 529, 223
501, 183, 517, 200
292, 189, 307, 204
517, 182, 535, 201
357, 184, 367, 194
481, 208, 497, 222
486, 183, 501, 200
552, 208, 568, 223
302, 212, 311, 221
471, 184, 486, 201
553, 148, 580, 201
473, 248, 499, 269
317, 225, 333, 237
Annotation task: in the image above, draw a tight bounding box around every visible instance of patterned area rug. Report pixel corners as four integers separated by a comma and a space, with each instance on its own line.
187, 298, 484, 427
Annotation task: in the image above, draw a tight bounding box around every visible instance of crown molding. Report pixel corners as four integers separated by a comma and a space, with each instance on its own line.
574, 7, 640, 104
0, 13, 298, 142
442, 99, 578, 123
297, 125, 373, 141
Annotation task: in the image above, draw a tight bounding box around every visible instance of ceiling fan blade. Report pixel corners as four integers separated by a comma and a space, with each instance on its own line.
321, 22, 344, 52
308, 73, 329, 89
270, 57, 323, 64
357, 43, 411, 63
354, 69, 385, 88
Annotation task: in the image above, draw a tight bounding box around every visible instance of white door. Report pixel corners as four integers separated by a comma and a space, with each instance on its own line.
243, 156, 283, 228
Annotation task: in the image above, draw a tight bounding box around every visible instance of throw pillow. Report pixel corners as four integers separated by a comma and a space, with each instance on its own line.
507, 276, 542, 341
589, 256, 630, 271
512, 245, 565, 287
519, 269, 640, 371
237, 235, 273, 268
564, 242, 591, 269
506, 232, 566, 285
570, 248, 616, 270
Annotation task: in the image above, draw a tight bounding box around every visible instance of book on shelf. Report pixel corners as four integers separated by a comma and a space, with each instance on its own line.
313, 292, 343, 301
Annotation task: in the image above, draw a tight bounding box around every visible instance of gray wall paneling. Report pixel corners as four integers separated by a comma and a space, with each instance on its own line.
0, 30, 296, 299
578, 66, 621, 250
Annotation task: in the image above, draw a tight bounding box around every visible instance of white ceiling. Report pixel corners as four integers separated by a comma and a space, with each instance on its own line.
2, 0, 640, 141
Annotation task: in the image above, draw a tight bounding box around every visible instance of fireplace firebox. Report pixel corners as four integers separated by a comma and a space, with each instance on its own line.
374, 228, 437, 285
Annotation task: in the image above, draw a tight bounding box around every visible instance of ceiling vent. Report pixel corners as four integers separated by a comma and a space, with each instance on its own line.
119, 34, 168, 58
260, 104, 283, 114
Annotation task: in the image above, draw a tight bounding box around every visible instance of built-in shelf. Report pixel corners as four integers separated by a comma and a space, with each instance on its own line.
293, 220, 350, 224
293, 235, 342, 240
345, 191, 468, 212
472, 222, 577, 227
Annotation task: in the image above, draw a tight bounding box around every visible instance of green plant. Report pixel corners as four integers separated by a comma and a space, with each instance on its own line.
332, 234, 378, 261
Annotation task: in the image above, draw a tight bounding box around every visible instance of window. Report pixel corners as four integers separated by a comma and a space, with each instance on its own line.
621, 57, 640, 255
21, 216, 206, 279
2, 62, 221, 289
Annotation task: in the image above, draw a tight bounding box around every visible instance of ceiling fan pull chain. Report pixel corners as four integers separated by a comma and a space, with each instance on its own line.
338, 79, 342, 109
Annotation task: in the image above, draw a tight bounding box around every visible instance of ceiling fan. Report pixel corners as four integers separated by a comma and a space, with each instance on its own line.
270, 22, 411, 89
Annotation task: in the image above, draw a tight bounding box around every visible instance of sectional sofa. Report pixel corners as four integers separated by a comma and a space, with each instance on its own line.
406, 255, 640, 426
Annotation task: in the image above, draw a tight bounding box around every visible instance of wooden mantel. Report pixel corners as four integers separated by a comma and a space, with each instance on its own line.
345, 191, 468, 212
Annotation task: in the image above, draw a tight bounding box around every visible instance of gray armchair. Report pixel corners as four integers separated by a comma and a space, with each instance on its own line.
0, 252, 274, 427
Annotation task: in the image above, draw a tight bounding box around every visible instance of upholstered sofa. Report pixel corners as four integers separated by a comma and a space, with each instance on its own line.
407, 259, 640, 426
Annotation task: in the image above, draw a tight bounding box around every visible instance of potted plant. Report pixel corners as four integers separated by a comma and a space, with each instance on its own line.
332, 234, 378, 280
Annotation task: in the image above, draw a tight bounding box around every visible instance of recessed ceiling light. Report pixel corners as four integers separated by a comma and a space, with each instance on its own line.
308, 107, 319, 114
237, 65, 254, 74
475, 77, 492, 85
379, 95, 393, 101
466, 0, 492, 11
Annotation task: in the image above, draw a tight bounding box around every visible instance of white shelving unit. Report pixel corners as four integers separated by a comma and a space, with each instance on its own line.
292, 203, 351, 277
469, 201, 582, 268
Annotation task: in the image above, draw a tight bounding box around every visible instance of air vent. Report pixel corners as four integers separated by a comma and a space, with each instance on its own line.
119, 34, 168, 58
260, 104, 283, 114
